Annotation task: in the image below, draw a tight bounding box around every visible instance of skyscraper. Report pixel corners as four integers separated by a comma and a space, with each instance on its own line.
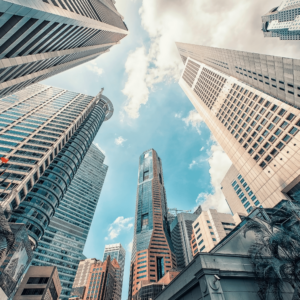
169, 210, 200, 269
0, 83, 113, 246
0, 0, 128, 98
177, 42, 300, 108
32, 144, 108, 300
128, 149, 176, 300
103, 243, 125, 300
177, 42, 300, 215
69, 256, 120, 300
189, 207, 236, 255
261, 1, 300, 41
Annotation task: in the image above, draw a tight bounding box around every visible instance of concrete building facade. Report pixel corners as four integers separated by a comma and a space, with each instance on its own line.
190, 208, 236, 255
13, 265, 62, 300
0, 0, 128, 98
177, 42, 300, 215
262, 1, 300, 41
128, 149, 176, 299
177, 42, 300, 108
103, 243, 125, 300
31, 144, 108, 300
221, 164, 262, 216
170, 211, 200, 269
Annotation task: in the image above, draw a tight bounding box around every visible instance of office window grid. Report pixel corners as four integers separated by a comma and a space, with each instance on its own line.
234, 65, 299, 97
216, 83, 300, 169
194, 67, 226, 109
182, 60, 199, 87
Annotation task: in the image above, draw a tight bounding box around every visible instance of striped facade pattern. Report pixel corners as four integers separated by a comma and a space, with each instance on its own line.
0, 0, 128, 97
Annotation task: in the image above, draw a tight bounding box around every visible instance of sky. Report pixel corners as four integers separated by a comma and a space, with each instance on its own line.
42, 0, 300, 299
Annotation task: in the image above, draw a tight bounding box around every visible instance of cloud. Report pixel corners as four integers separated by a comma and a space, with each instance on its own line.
86, 61, 103, 76
122, 47, 149, 119
105, 216, 133, 240
183, 110, 203, 134
127, 240, 133, 253
174, 113, 181, 118
121, 0, 299, 119
194, 138, 232, 213
115, 136, 127, 146
93, 142, 105, 155
189, 160, 197, 169
200, 147, 204, 151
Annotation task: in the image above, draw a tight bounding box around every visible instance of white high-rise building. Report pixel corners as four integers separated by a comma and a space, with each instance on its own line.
177, 42, 300, 216
103, 243, 125, 300
262, 1, 300, 41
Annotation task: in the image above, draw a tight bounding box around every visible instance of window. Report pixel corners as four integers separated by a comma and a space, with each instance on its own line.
210, 232, 214, 235
278, 109, 286, 116
207, 220, 210, 223
280, 121, 288, 129
287, 113, 295, 121
21, 289, 45, 295
143, 170, 149, 181
212, 238, 216, 241
275, 129, 282, 136
27, 277, 49, 284
283, 134, 291, 142
276, 142, 284, 149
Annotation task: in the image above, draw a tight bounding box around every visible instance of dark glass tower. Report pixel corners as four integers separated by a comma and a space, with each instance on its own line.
0, 0, 128, 97
128, 149, 176, 300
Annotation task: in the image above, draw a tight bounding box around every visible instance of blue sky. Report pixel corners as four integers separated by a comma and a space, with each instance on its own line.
42, 0, 300, 298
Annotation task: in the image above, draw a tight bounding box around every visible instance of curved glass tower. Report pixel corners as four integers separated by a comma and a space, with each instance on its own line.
8, 88, 113, 247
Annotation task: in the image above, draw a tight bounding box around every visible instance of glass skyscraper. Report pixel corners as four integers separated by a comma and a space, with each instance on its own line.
262, 1, 300, 40
128, 149, 176, 300
177, 42, 300, 216
0, 0, 128, 98
32, 143, 108, 300
0, 83, 113, 246
103, 243, 126, 300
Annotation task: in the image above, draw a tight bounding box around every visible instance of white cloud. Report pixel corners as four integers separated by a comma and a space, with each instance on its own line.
200, 147, 204, 151
189, 160, 197, 169
93, 142, 105, 155
195, 138, 232, 213
127, 240, 133, 253
122, 47, 149, 119
86, 61, 103, 76
121, 0, 299, 120
183, 110, 203, 134
174, 113, 181, 118
106, 216, 133, 240
115, 136, 127, 146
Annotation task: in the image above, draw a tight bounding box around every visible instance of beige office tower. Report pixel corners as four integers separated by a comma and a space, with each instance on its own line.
70, 258, 97, 299
190, 208, 236, 255
177, 42, 300, 215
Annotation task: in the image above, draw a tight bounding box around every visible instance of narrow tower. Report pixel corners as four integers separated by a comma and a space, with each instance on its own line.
128, 149, 176, 300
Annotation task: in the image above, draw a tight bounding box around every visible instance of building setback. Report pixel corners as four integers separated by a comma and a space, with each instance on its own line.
262, 1, 300, 41
103, 243, 125, 300
176, 42, 300, 108
177, 42, 300, 215
170, 210, 200, 269
190, 208, 236, 255
13, 265, 62, 300
221, 164, 262, 216
69, 256, 120, 300
0, 0, 128, 98
0, 83, 113, 247
128, 149, 176, 300
32, 144, 108, 300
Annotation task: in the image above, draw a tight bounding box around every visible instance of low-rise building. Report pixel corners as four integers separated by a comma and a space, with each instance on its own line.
155, 204, 295, 300
13, 266, 61, 300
